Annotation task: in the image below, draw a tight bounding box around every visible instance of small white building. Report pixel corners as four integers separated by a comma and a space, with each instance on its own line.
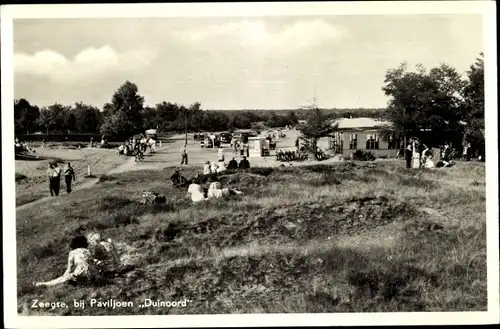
248, 137, 267, 157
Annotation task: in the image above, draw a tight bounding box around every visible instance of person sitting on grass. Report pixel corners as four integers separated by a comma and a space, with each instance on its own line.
216, 161, 227, 173
34, 236, 98, 287
423, 153, 435, 169
171, 168, 189, 188
227, 157, 238, 170
203, 161, 211, 175
187, 183, 207, 203
87, 232, 122, 277
210, 161, 218, 174
238, 156, 250, 169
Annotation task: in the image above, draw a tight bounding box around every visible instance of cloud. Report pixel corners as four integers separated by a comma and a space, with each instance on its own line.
14, 45, 157, 82
177, 19, 342, 54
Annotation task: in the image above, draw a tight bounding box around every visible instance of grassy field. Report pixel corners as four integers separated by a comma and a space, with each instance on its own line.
16, 160, 486, 315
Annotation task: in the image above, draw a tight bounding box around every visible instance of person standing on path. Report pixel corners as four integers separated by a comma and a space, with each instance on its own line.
47, 164, 55, 196
64, 162, 76, 194
180, 144, 188, 165
52, 163, 62, 196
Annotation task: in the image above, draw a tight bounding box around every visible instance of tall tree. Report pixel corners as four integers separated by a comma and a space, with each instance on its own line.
285, 110, 299, 126
382, 62, 466, 147
298, 107, 338, 159
14, 98, 40, 134
462, 53, 485, 155
100, 81, 145, 138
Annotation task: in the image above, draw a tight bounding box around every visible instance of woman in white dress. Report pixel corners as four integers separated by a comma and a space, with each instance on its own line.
411, 142, 421, 169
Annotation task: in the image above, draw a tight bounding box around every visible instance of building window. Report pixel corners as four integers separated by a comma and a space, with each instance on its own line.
366, 133, 379, 150
349, 133, 357, 149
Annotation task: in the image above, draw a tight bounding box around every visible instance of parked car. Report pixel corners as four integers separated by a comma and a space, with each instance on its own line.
220, 132, 232, 144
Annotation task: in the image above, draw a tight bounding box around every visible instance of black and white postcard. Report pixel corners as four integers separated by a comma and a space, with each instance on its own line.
2, 1, 498, 328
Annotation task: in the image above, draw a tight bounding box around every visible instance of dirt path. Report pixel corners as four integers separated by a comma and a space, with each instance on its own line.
16, 157, 137, 212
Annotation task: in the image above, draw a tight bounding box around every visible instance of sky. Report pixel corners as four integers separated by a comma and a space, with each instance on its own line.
13, 15, 483, 110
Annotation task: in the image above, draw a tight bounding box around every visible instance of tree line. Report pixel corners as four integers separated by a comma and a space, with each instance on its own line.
14, 93, 384, 140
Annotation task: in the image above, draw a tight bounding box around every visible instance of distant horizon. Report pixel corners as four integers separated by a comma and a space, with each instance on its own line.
14, 96, 387, 112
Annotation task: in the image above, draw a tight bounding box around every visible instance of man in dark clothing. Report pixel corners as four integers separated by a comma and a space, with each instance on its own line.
239, 156, 250, 169
64, 162, 76, 194
171, 169, 188, 188
227, 157, 238, 170
404, 144, 413, 169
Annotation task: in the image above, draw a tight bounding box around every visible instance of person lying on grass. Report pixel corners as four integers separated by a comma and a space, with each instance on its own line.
87, 232, 122, 277
436, 160, 455, 168
207, 180, 244, 199
34, 236, 98, 287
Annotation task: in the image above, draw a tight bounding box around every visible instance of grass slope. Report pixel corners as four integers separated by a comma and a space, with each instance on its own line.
16, 160, 486, 315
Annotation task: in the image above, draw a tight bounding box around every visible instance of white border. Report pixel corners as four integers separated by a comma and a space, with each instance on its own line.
2, 1, 498, 328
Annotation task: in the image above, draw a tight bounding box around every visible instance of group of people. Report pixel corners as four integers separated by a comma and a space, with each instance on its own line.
232, 140, 250, 157
276, 146, 310, 162
118, 135, 156, 157
47, 162, 76, 196
15, 138, 32, 153
171, 154, 251, 189
34, 232, 129, 287
203, 156, 250, 174
404, 142, 455, 169
187, 178, 244, 203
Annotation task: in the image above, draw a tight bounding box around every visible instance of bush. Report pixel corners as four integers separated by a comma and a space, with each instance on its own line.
350, 150, 376, 161
15, 173, 27, 182
98, 174, 116, 183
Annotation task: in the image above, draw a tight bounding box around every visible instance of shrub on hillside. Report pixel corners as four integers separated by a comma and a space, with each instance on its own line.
350, 150, 376, 161
98, 174, 115, 183
248, 167, 275, 177
15, 173, 27, 182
